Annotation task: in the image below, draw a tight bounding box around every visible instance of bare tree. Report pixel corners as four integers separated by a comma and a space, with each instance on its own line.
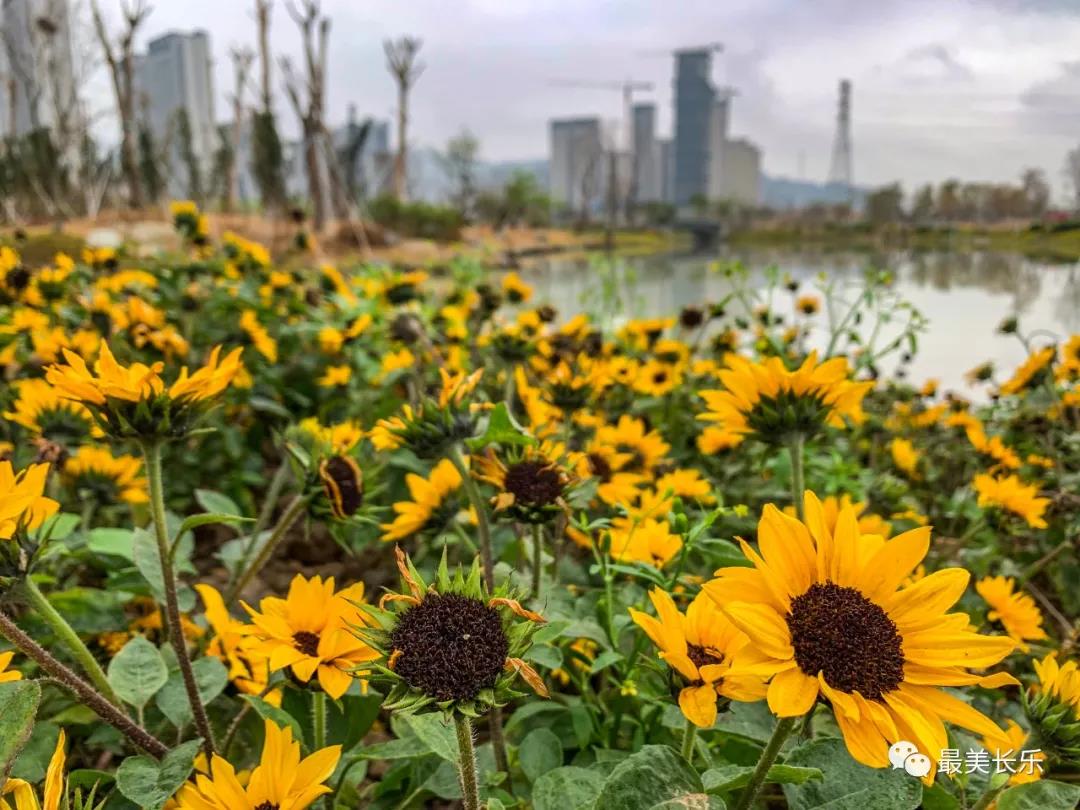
226, 46, 254, 211
1066, 147, 1080, 213
439, 129, 479, 218
91, 0, 150, 209
383, 36, 423, 202
255, 0, 273, 113
282, 0, 330, 230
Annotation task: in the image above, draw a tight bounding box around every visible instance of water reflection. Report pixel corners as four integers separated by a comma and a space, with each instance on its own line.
521, 248, 1079, 396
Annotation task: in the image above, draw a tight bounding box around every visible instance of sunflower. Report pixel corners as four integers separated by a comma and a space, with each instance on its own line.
704, 493, 1017, 780
377, 348, 416, 381
633, 360, 683, 397
62, 444, 148, 505
3, 378, 102, 444
1058, 334, 1080, 380
0, 650, 21, 683
297, 418, 364, 455
317, 364, 352, 387
630, 589, 767, 727
968, 431, 1021, 471
369, 368, 484, 458
973, 473, 1050, 529
502, 271, 533, 304
655, 468, 714, 504
975, 576, 1046, 647
1026, 654, 1080, 763
1000, 347, 1055, 396
784, 494, 892, 539
170, 719, 340, 810
594, 414, 670, 474
0, 461, 59, 540
359, 547, 548, 716
239, 310, 278, 362
242, 575, 379, 699
697, 425, 744, 454
46, 342, 243, 440
796, 295, 820, 315
380, 458, 463, 541
889, 437, 920, 479
0, 729, 65, 810
473, 441, 580, 524
195, 584, 273, 698
608, 517, 682, 568
698, 352, 872, 444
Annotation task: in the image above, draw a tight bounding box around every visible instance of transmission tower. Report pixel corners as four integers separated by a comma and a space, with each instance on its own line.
827, 79, 853, 196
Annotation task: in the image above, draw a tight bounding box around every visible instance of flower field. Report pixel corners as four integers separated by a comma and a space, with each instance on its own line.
0, 207, 1078, 810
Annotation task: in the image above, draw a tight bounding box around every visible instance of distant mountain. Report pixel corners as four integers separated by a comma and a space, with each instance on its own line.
761, 176, 867, 210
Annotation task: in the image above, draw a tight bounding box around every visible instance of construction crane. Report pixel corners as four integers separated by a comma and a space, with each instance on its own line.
547, 78, 654, 151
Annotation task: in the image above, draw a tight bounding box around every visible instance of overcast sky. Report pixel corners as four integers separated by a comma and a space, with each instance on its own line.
85, 0, 1080, 196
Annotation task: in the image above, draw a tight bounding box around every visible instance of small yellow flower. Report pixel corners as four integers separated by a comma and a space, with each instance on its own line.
889, 437, 920, 479
0, 461, 59, 540
973, 473, 1050, 529
318, 364, 352, 387
975, 576, 1046, 647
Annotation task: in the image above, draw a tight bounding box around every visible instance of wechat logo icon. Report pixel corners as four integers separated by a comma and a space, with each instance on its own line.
888, 740, 931, 778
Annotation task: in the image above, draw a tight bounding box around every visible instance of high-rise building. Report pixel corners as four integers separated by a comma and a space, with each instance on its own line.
672, 48, 716, 207
0, 0, 75, 137
631, 103, 660, 203
134, 30, 215, 197
706, 94, 730, 201
549, 117, 604, 216
717, 138, 761, 206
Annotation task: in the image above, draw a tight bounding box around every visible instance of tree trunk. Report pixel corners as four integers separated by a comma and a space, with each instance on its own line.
394, 83, 407, 201
305, 123, 325, 231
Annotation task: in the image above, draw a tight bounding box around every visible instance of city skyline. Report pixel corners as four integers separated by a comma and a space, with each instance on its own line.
53, 0, 1080, 199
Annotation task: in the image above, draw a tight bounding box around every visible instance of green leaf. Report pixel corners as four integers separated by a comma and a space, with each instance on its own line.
174, 512, 253, 538
107, 636, 168, 710
519, 728, 563, 783
194, 489, 242, 517
33, 512, 81, 542
241, 695, 305, 745
356, 736, 433, 760
87, 528, 135, 561
115, 739, 201, 810
589, 650, 624, 674
0, 680, 41, 783
465, 402, 536, 450
154, 657, 228, 728
703, 763, 823, 793
402, 713, 458, 762
997, 780, 1080, 810
595, 744, 713, 810
783, 738, 922, 810
132, 528, 195, 611
532, 766, 605, 810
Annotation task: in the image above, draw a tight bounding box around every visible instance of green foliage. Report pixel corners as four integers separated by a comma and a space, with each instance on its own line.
782, 739, 923, 810
368, 194, 464, 241
115, 739, 201, 810
250, 110, 286, 210
0, 680, 41, 782
107, 636, 168, 711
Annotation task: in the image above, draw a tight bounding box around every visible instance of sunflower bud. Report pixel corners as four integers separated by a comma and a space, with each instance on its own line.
1023, 654, 1080, 764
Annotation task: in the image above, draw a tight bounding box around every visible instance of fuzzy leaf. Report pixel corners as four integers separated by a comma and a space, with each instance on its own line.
107, 636, 168, 710
0, 680, 41, 783
115, 739, 201, 810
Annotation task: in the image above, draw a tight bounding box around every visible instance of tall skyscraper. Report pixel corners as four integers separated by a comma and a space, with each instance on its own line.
134, 30, 215, 197
549, 117, 604, 216
706, 94, 730, 201
672, 48, 716, 207
631, 102, 660, 203
0, 0, 75, 137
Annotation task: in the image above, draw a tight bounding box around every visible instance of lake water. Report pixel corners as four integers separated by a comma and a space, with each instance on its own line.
520, 248, 1080, 397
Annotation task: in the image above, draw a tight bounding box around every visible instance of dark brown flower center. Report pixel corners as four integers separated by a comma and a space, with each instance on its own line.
254, 803, 279, 810
686, 643, 724, 672
390, 593, 509, 702
293, 631, 320, 657
587, 452, 612, 482
504, 460, 563, 506
786, 582, 904, 701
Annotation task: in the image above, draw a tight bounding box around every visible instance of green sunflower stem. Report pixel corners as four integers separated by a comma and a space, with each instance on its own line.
531, 523, 544, 599
447, 444, 510, 779
229, 458, 291, 591
312, 690, 329, 807
225, 493, 310, 606
788, 434, 806, 520
142, 440, 217, 759
680, 719, 698, 762
732, 715, 799, 810
23, 577, 123, 708
448, 445, 495, 591
455, 713, 481, 810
